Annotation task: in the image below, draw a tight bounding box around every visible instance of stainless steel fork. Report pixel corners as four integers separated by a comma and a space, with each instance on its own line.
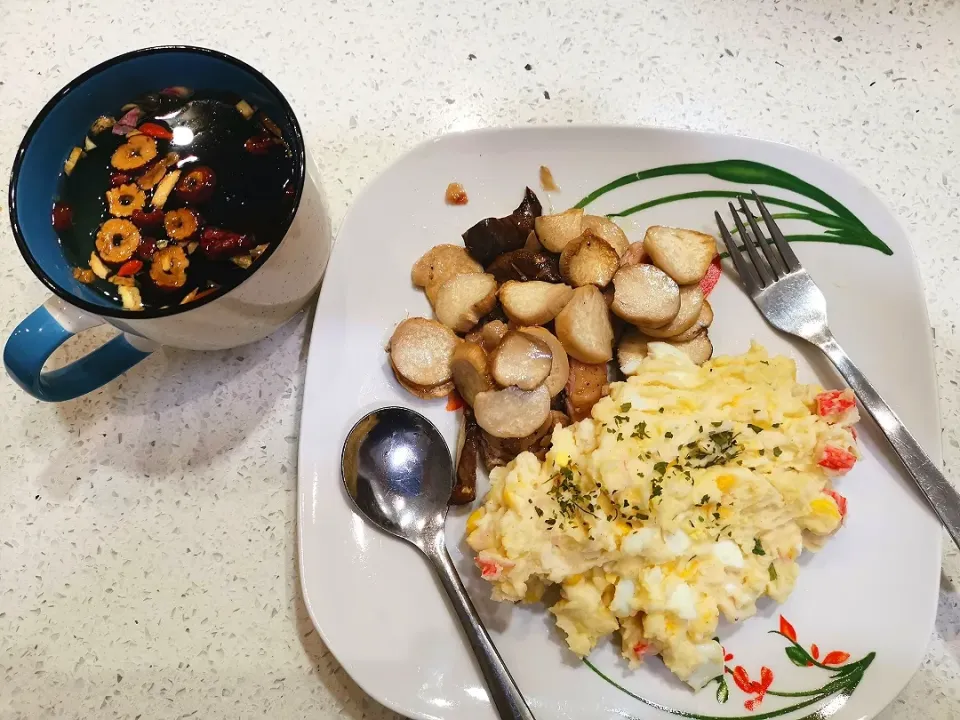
716, 192, 959, 549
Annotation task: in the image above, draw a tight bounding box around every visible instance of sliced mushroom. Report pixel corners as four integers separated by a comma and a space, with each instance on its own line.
637, 285, 705, 339
643, 226, 718, 285
466, 319, 511, 352
670, 300, 714, 343
565, 358, 609, 421
520, 326, 570, 397
480, 410, 569, 470
434, 273, 498, 332
619, 241, 648, 267
581, 215, 630, 257
451, 341, 494, 406
452, 408, 481, 505
486, 249, 562, 283
474, 385, 551, 439
559, 231, 620, 288
523, 230, 543, 252
395, 374, 455, 399
479, 320, 510, 351
669, 332, 714, 366
489, 331, 553, 390
610, 264, 681, 328
389, 317, 460, 390
554, 285, 614, 363
499, 280, 573, 325
534, 208, 584, 252
412, 244, 483, 300
617, 327, 651, 376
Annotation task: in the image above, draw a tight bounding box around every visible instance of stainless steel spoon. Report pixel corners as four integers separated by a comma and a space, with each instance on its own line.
342, 406, 536, 720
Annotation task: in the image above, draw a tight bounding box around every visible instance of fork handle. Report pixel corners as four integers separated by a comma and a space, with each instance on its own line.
816, 333, 960, 549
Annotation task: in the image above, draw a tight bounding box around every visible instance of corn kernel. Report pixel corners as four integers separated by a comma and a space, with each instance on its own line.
615, 521, 631, 537
716, 475, 736, 492
503, 489, 518, 510
565, 574, 584, 585
466, 508, 485, 534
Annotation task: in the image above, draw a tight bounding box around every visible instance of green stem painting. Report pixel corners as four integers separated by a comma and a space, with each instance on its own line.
573, 160, 892, 256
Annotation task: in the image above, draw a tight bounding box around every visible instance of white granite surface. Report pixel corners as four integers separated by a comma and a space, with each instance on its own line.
0, 0, 957, 718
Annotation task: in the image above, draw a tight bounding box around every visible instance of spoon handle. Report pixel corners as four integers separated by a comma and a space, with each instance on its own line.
425, 542, 537, 720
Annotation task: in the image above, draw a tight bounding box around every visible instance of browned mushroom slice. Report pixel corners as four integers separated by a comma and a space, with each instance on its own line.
554, 285, 614, 363
489, 330, 553, 390
581, 215, 629, 257
643, 226, 718, 285
499, 280, 573, 326
523, 230, 543, 252
394, 375, 456, 399
534, 208, 584, 252
411, 244, 483, 304
610, 264, 681, 328
619, 241, 648, 267
669, 331, 714, 366
559, 231, 620, 288
468, 319, 510, 352
389, 317, 460, 391
519, 326, 569, 397
451, 408, 481, 505
486, 249, 562, 283
564, 358, 609, 421
451, 341, 494, 406
479, 410, 569, 470
474, 385, 551, 439
434, 273, 498, 332
637, 285, 705, 339
670, 300, 714, 343
617, 327, 651, 376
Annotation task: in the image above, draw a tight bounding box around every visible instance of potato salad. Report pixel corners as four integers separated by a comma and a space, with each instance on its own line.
466, 342, 859, 689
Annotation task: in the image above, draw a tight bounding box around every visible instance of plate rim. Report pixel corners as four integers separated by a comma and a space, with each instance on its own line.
297, 123, 944, 720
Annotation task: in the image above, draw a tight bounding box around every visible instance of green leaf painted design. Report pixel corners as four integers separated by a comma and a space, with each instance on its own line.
714, 676, 730, 704
574, 160, 892, 256
786, 646, 814, 667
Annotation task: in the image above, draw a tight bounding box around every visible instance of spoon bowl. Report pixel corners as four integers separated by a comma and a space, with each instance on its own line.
341, 406, 451, 547
342, 406, 536, 720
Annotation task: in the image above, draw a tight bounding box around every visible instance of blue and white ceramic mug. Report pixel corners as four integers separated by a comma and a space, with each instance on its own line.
5, 46, 330, 402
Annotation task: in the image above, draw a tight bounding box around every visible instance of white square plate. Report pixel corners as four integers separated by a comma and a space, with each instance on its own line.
298, 127, 941, 720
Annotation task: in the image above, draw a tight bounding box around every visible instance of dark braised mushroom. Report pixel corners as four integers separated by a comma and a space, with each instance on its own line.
505, 187, 542, 236
462, 217, 525, 266
462, 188, 544, 265
486, 249, 562, 283
451, 408, 481, 505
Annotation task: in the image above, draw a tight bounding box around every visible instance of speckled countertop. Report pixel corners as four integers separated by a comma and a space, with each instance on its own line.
0, 1, 957, 718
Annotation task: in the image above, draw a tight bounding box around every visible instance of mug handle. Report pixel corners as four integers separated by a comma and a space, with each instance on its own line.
4, 297, 154, 402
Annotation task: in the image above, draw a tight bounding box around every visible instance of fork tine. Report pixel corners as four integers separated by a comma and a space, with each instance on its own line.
738, 196, 785, 279
752, 191, 801, 271
714, 211, 760, 293
729, 202, 774, 287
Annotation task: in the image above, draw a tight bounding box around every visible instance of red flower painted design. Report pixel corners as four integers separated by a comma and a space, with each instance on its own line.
730, 665, 774, 710
779, 615, 797, 642
824, 651, 851, 665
